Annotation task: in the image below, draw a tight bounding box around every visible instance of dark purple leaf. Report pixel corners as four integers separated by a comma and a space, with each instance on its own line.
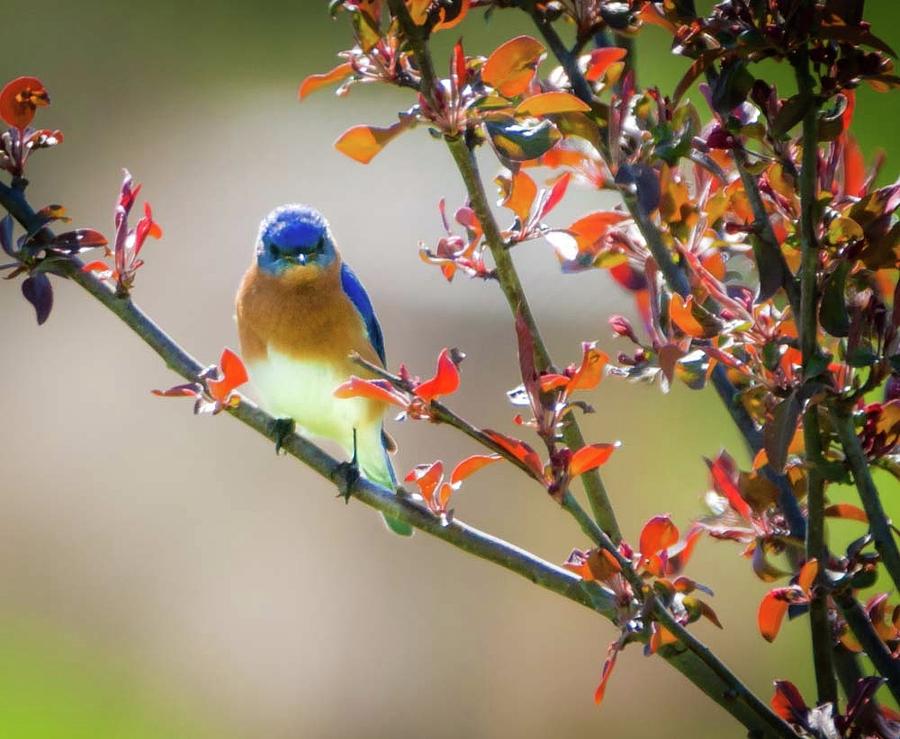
51, 229, 108, 254
21, 272, 53, 325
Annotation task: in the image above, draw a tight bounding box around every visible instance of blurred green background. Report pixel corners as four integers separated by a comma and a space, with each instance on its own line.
0, 2, 897, 737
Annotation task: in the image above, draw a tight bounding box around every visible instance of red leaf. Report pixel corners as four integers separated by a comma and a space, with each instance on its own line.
824, 503, 868, 524
334, 376, 407, 407
594, 641, 622, 706
758, 590, 791, 642
207, 348, 249, 403
639, 515, 679, 559
405, 460, 444, 501
705, 454, 753, 522
771, 681, 808, 724
484, 429, 544, 479
298, 62, 353, 100
0, 76, 49, 130
451, 39, 467, 89
584, 47, 627, 82
568, 443, 618, 476
538, 172, 571, 221
450, 454, 501, 484
414, 348, 460, 401
843, 134, 865, 197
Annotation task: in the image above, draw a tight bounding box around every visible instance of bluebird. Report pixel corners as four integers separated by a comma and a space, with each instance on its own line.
235, 204, 412, 536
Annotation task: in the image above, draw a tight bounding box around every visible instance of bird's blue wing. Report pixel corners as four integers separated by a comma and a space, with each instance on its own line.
340, 262, 386, 365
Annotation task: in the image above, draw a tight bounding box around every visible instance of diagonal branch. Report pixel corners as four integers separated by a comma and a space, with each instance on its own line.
4, 177, 795, 737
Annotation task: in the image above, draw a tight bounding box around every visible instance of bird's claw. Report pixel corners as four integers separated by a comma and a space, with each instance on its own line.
269, 417, 295, 455
333, 427, 359, 504
333, 460, 360, 504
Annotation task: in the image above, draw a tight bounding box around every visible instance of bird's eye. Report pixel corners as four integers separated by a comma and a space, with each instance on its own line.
268, 242, 280, 258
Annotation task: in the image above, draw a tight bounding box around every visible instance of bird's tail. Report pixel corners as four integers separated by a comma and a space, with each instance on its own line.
360, 429, 413, 537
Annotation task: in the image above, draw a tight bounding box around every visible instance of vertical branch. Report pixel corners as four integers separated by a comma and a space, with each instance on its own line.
387, 0, 621, 542
443, 136, 620, 540
792, 50, 837, 707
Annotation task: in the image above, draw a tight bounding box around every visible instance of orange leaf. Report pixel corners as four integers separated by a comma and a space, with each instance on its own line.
484, 429, 544, 479
639, 515, 679, 559
824, 503, 868, 524
515, 91, 590, 116
434, 0, 469, 31
298, 62, 354, 100
584, 47, 627, 82
334, 121, 407, 164
405, 460, 444, 500
771, 681, 808, 724
797, 559, 818, 594
669, 294, 708, 338
334, 376, 407, 407
0, 76, 49, 130
207, 348, 249, 403
482, 35, 545, 98
569, 443, 618, 476
450, 453, 502, 484
567, 342, 609, 393
538, 373, 570, 392
758, 590, 790, 642
414, 348, 460, 401
498, 169, 538, 224
569, 211, 629, 244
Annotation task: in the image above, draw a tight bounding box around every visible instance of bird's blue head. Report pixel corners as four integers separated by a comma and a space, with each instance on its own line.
255, 204, 337, 276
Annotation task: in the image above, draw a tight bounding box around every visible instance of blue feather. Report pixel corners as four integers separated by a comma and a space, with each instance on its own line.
340, 262, 386, 365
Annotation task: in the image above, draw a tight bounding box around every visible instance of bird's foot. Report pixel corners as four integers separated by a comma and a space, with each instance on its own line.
332, 428, 359, 504
269, 417, 295, 455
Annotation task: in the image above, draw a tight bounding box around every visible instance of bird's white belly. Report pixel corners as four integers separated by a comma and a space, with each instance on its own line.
249, 348, 368, 450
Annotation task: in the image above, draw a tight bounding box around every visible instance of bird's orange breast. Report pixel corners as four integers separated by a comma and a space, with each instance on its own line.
235, 259, 383, 373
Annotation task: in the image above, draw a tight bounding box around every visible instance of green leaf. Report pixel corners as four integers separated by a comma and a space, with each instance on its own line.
485, 118, 561, 162
819, 261, 851, 337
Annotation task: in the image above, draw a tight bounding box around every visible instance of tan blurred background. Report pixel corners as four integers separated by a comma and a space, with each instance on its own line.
0, 3, 897, 737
